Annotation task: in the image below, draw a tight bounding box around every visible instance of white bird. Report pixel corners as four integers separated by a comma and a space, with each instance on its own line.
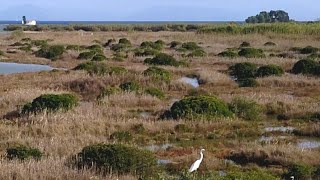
290, 176, 294, 180
188, 149, 205, 173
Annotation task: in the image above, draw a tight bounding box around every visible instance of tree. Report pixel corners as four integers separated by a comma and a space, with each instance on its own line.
246, 10, 290, 23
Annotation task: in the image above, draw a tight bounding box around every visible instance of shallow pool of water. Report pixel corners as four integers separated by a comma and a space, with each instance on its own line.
264, 126, 295, 133
179, 77, 199, 88
157, 159, 172, 165
297, 139, 320, 149
0, 62, 53, 75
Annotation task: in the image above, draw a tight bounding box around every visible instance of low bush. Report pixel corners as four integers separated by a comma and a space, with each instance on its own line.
75, 144, 157, 177
7, 145, 42, 160
187, 49, 207, 57
119, 82, 140, 92
238, 48, 266, 58
240, 41, 251, 47
145, 87, 165, 99
264, 41, 277, 46
108, 66, 128, 75
218, 50, 239, 58
110, 131, 132, 142
300, 46, 319, 54
170, 41, 182, 48
229, 97, 263, 121
118, 38, 131, 46
134, 48, 159, 57
92, 54, 107, 61
31, 39, 49, 47
35, 45, 65, 60
22, 94, 78, 114
167, 95, 233, 119
143, 66, 172, 82
285, 164, 315, 179
256, 64, 284, 77
181, 42, 201, 51
291, 59, 319, 75
66, 45, 85, 51
229, 62, 258, 79
97, 87, 121, 100
74, 62, 108, 75
77, 51, 96, 60
86, 44, 104, 54
144, 53, 180, 66
140, 41, 164, 50
236, 78, 258, 87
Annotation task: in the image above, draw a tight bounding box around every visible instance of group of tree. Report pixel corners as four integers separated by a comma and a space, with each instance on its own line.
245, 10, 290, 23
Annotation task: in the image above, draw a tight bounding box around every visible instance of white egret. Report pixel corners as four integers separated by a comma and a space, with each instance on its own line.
188, 149, 205, 173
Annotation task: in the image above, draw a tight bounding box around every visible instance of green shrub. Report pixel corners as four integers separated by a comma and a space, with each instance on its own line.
218, 50, 239, 58
237, 78, 258, 87
92, 54, 107, 61
86, 44, 103, 54
22, 94, 78, 114
264, 41, 277, 46
35, 45, 65, 60
110, 43, 129, 52
77, 51, 96, 60
256, 64, 284, 77
145, 87, 165, 99
74, 61, 108, 75
144, 53, 180, 66
97, 87, 121, 100
229, 62, 258, 79
187, 49, 207, 57
140, 41, 163, 50
292, 59, 319, 75
170, 41, 182, 48
119, 82, 140, 92
240, 41, 251, 47
229, 97, 263, 120
300, 46, 319, 54
181, 42, 201, 51
168, 95, 233, 119
18, 44, 32, 52
76, 144, 157, 177
118, 38, 131, 45
134, 48, 159, 57
112, 52, 127, 61
143, 66, 172, 82
66, 45, 85, 51
7, 145, 42, 160
285, 164, 315, 179
108, 66, 128, 75
238, 48, 266, 58
155, 40, 165, 46
110, 131, 132, 142
307, 53, 320, 60
31, 39, 49, 47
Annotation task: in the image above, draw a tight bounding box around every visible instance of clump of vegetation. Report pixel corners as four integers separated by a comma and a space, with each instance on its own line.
143, 66, 172, 82
134, 48, 159, 57
229, 62, 258, 79
86, 44, 104, 54
75, 144, 157, 178
307, 53, 320, 60
238, 48, 266, 58
145, 87, 165, 99
7, 145, 43, 160
104, 38, 116, 47
167, 95, 233, 119
256, 64, 284, 77
66, 45, 85, 52
174, 124, 191, 133
18, 44, 32, 52
284, 164, 315, 180
237, 78, 258, 87
110, 131, 133, 142
77, 51, 96, 60
111, 38, 132, 52
181, 42, 201, 51
22, 94, 78, 114
187, 49, 207, 57
264, 41, 277, 46
144, 53, 181, 66
108, 66, 128, 75
300, 46, 319, 54
240, 41, 251, 47
92, 54, 107, 61
97, 87, 121, 100
218, 50, 239, 58
170, 41, 182, 48
229, 97, 263, 121
35, 45, 65, 60
31, 39, 49, 47
112, 52, 128, 61
140, 41, 164, 50
291, 59, 319, 75
119, 82, 140, 92
74, 61, 108, 75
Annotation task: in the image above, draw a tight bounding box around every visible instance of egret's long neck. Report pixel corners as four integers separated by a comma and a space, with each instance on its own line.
199, 151, 204, 161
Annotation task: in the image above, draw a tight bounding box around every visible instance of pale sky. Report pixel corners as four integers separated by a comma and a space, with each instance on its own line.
0, 0, 319, 21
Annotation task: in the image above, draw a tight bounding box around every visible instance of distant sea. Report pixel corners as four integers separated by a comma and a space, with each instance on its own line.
0, 21, 239, 25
